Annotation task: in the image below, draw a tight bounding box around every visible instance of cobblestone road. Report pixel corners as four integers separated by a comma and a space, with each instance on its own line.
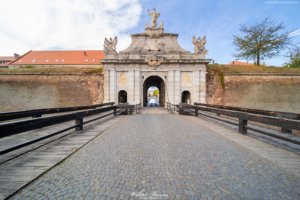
11, 115, 300, 199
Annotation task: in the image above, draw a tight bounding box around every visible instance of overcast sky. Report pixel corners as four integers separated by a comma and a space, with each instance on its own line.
0, 0, 299, 66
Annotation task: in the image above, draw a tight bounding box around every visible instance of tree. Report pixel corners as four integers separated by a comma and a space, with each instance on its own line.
233, 17, 291, 65
284, 44, 300, 68
153, 89, 159, 96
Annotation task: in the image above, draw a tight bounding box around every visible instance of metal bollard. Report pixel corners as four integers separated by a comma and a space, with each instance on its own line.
113, 107, 117, 116
195, 106, 198, 117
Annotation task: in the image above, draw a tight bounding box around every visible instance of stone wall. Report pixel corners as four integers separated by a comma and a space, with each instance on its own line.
206, 74, 300, 113
0, 74, 103, 112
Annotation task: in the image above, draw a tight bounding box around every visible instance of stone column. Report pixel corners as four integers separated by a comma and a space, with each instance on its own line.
134, 68, 141, 104
167, 70, 175, 104
174, 68, 181, 104
109, 69, 117, 104
193, 69, 200, 103
104, 69, 110, 103
128, 69, 135, 103
200, 69, 206, 103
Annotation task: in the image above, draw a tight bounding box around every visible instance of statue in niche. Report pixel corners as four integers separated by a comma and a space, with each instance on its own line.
147, 8, 160, 28
192, 36, 208, 55
103, 36, 117, 54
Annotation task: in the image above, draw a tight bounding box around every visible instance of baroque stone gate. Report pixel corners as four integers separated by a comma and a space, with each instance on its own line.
100, 8, 211, 107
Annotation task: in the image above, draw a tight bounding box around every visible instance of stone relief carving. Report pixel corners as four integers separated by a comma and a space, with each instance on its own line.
192, 36, 208, 55
147, 40, 164, 51
182, 74, 192, 86
145, 55, 164, 70
103, 36, 117, 55
118, 73, 127, 85
147, 8, 160, 28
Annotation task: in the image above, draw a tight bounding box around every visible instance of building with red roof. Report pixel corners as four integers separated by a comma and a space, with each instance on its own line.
0, 54, 19, 68
228, 61, 252, 65
9, 50, 105, 68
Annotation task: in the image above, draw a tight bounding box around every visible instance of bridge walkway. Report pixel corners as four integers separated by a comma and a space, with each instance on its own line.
9, 112, 300, 200
0, 112, 126, 199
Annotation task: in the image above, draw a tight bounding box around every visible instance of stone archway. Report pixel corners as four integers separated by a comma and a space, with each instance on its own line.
181, 91, 191, 103
118, 90, 127, 104
143, 76, 165, 107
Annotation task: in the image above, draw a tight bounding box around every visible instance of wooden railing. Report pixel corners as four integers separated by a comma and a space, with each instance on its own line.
177, 103, 300, 145
0, 102, 115, 122
167, 102, 178, 114
136, 103, 142, 114
0, 103, 134, 155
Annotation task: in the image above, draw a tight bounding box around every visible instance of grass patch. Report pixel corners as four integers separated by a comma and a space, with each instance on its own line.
208, 64, 300, 74
0, 67, 104, 75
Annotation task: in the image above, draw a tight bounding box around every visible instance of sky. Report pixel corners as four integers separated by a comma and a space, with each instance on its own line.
0, 0, 299, 66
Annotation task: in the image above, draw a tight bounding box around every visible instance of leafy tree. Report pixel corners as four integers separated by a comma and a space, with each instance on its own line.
233, 17, 291, 65
284, 44, 300, 68
153, 89, 159, 96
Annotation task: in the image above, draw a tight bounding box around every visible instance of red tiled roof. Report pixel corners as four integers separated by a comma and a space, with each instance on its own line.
0, 61, 12, 67
0, 56, 14, 61
10, 50, 105, 65
228, 61, 251, 65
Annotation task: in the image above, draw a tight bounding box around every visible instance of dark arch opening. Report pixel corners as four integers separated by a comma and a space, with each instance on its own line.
118, 90, 127, 104
181, 91, 191, 104
143, 76, 165, 107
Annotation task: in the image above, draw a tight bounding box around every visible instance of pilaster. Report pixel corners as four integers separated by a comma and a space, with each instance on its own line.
104, 69, 110, 103
109, 69, 117, 104
174, 68, 181, 104
167, 70, 175, 104
200, 69, 206, 103
193, 69, 200, 103
128, 70, 135, 103
134, 69, 141, 104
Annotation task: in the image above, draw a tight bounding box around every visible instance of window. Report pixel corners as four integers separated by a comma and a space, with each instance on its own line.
0, 61, 4, 64
55, 59, 59, 62
32, 59, 36, 62
92, 59, 95, 62
85, 59, 89, 62
18, 60, 22, 62
45, 59, 49, 62
61, 59, 65, 62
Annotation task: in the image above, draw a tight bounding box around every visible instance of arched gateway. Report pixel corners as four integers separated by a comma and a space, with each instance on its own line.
100, 8, 211, 106
143, 76, 165, 107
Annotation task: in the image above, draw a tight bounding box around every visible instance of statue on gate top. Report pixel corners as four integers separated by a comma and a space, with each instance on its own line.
147, 8, 160, 28
192, 36, 208, 55
103, 36, 117, 55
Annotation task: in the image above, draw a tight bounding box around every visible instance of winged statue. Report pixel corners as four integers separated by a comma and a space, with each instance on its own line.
145, 55, 163, 70
192, 36, 208, 55
103, 36, 117, 54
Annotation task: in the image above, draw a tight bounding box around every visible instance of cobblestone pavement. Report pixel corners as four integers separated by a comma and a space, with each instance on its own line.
11, 115, 300, 200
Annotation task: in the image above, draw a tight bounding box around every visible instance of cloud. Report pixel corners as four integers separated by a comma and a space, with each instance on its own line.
0, 0, 142, 56
288, 29, 300, 37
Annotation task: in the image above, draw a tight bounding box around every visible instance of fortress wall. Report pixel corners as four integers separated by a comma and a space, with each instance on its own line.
0, 74, 103, 112
1, 73, 300, 113
206, 74, 300, 113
